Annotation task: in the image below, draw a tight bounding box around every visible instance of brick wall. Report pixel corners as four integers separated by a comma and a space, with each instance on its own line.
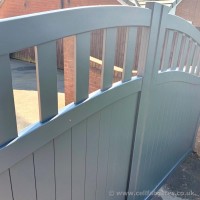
65, 0, 119, 7
176, 0, 200, 27
64, 35, 122, 104
0, 0, 61, 18
0, 0, 119, 18
63, 0, 121, 104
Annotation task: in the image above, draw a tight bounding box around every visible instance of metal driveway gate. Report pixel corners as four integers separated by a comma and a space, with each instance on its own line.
0, 3, 200, 200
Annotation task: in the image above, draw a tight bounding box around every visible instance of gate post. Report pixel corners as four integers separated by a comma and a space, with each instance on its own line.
127, 3, 170, 199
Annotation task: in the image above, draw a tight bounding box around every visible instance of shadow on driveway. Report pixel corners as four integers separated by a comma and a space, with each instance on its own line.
10, 59, 64, 92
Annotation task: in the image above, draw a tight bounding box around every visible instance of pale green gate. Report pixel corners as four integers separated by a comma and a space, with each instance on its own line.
0, 3, 200, 200
128, 4, 200, 200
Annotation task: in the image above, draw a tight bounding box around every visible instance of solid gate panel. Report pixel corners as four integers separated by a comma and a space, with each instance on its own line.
34, 142, 55, 200
10, 154, 36, 200
136, 82, 200, 196
0, 170, 13, 200
106, 94, 139, 200
54, 130, 71, 200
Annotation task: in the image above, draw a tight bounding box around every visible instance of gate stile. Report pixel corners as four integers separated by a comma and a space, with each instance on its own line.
0, 3, 200, 200
128, 3, 169, 198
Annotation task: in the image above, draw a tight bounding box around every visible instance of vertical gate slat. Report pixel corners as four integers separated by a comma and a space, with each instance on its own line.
95, 107, 112, 200
54, 130, 71, 200
0, 55, 17, 146
34, 142, 55, 200
195, 52, 200, 76
179, 36, 189, 71
35, 41, 58, 122
10, 155, 36, 200
185, 41, 195, 73
85, 113, 100, 200
160, 30, 169, 71
72, 121, 87, 200
137, 27, 150, 76
191, 46, 200, 74
122, 27, 137, 82
161, 30, 174, 71
171, 33, 182, 70
101, 28, 117, 90
75, 33, 90, 104
0, 170, 13, 200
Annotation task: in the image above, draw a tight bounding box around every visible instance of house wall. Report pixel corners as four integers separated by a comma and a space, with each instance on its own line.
176, 0, 200, 27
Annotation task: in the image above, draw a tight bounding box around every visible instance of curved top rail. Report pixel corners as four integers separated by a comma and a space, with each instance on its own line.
0, 6, 151, 55
157, 71, 200, 85
166, 14, 200, 45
